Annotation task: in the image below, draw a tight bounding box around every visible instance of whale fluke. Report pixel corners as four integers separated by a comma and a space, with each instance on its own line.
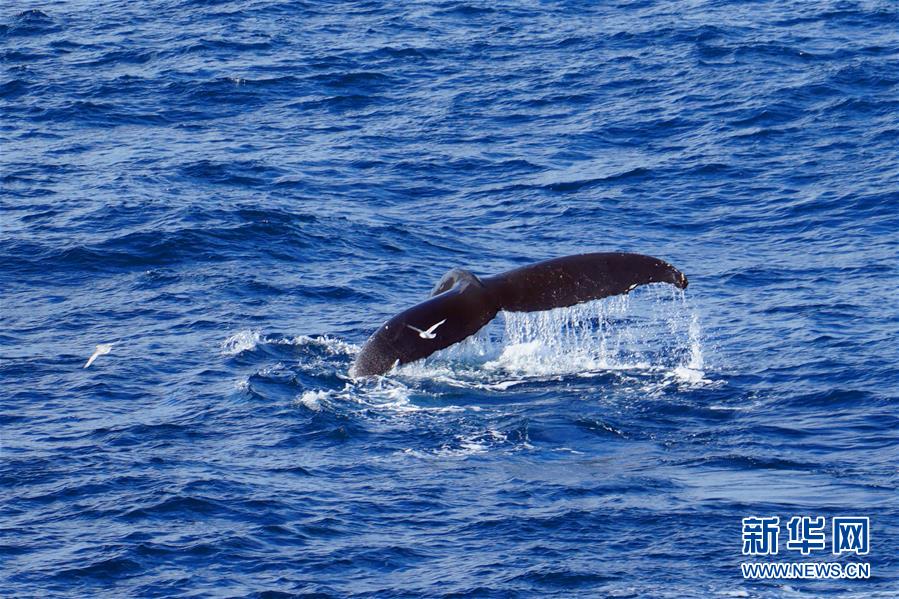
352, 271, 498, 378
352, 252, 687, 377
483, 252, 687, 313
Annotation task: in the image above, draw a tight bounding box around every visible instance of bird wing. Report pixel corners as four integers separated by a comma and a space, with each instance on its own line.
425, 319, 447, 334
84, 344, 113, 368
84, 351, 100, 368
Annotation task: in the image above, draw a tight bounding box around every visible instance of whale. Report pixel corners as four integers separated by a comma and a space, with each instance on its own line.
352, 252, 688, 377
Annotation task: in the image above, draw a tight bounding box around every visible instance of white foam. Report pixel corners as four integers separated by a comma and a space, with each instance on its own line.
673, 366, 707, 383
458, 429, 508, 453
294, 379, 473, 416
221, 329, 262, 356
222, 331, 359, 359
280, 334, 359, 355
487, 379, 524, 391
295, 389, 329, 412
403, 428, 520, 459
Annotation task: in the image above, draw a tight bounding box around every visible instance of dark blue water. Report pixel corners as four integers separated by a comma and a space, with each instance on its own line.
2, 1, 898, 596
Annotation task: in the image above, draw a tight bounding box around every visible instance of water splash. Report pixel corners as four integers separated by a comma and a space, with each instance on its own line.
400, 284, 708, 380
295, 389, 328, 412
221, 329, 262, 356
673, 313, 708, 383
293, 378, 474, 415
222, 330, 358, 358
268, 286, 712, 414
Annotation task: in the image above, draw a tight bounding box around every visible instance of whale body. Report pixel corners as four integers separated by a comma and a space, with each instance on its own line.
352, 252, 688, 377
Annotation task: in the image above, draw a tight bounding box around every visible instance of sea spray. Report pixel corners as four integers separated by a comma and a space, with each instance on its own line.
402, 284, 707, 378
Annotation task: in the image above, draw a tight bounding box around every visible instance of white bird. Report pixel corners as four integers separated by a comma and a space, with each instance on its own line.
84, 343, 113, 368
406, 319, 446, 339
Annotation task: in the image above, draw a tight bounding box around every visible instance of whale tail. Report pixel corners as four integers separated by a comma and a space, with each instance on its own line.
483, 252, 687, 313
352, 252, 688, 377
429, 268, 484, 297
351, 270, 498, 377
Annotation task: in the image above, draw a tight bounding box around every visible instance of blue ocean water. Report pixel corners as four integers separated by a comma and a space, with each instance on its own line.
2, 0, 898, 596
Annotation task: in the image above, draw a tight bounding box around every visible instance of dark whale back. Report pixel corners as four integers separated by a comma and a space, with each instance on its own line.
352, 252, 688, 377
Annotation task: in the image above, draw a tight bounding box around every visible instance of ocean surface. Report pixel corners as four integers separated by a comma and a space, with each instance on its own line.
2, 1, 898, 597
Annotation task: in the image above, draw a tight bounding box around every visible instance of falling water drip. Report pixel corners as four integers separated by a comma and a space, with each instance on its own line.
411, 284, 708, 378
